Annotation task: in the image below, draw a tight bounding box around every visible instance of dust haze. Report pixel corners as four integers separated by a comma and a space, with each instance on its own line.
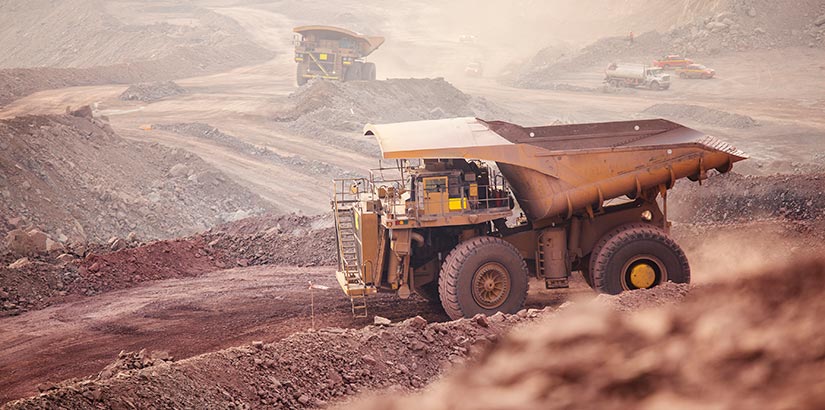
1, 0, 824, 408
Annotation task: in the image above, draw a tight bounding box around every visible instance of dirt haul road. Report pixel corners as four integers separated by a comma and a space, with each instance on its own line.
0, 265, 589, 404
0, 266, 446, 404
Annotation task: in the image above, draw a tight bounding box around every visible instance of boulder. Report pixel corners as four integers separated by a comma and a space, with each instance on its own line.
56, 253, 76, 265
5, 228, 59, 254
815, 14, 825, 27
373, 316, 391, 326
9, 257, 31, 269
45, 238, 64, 252
110, 238, 128, 251
706, 21, 728, 31
168, 163, 190, 178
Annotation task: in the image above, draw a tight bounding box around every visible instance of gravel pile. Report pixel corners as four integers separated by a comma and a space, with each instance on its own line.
670, 171, 825, 223
275, 78, 512, 156
119, 81, 187, 102
642, 103, 759, 128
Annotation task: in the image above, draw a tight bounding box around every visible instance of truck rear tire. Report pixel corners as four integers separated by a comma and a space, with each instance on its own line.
590, 223, 690, 295
362, 62, 376, 81
438, 236, 528, 320
296, 64, 308, 86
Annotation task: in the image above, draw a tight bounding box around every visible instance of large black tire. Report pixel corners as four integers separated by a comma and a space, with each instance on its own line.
296, 64, 308, 86
438, 236, 529, 320
579, 256, 595, 289
590, 223, 689, 295
679, 72, 687, 79
362, 62, 376, 81
650, 81, 661, 91
344, 62, 362, 82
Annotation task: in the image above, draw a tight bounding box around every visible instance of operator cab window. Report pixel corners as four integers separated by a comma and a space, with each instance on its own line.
424, 177, 447, 193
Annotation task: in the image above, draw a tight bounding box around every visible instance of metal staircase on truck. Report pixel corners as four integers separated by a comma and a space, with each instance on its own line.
332, 179, 369, 318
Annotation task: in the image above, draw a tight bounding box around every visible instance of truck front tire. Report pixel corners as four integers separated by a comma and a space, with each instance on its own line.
296, 64, 308, 86
590, 223, 690, 295
438, 236, 529, 320
362, 62, 376, 80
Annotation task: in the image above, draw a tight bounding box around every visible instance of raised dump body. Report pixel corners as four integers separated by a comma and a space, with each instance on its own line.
293, 25, 385, 85
333, 117, 746, 319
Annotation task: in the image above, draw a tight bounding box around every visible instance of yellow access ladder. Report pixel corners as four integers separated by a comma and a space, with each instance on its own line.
332, 179, 369, 318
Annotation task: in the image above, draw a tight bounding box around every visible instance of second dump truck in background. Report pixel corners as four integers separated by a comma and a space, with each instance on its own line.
332, 117, 746, 319
293, 25, 384, 86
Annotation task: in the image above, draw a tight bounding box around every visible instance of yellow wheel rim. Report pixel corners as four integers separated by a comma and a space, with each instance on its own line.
629, 263, 656, 289
471, 262, 511, 309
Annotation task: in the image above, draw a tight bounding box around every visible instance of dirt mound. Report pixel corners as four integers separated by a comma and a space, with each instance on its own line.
352, 257, 825, 410
0, 113, 271, 246
204, 213, 336, 267
119, 81, 186, 102
670, 171, 825, 223
514, 0, 825, 88
0, 213, 335, 316
642, 103, 759, 128
276, 78, 511, 155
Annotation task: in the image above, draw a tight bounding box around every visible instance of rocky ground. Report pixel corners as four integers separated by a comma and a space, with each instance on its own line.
0, 110, 271, 246
4, 280, 693, 409
352, 257, 825, 410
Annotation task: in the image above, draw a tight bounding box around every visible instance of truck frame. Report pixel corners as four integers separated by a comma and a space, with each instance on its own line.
332, 117, 746, 319
293, 25, 384, 86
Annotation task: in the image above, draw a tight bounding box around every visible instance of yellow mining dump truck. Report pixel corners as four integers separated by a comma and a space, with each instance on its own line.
332, 117, 747, 319
293, 25, 385, 86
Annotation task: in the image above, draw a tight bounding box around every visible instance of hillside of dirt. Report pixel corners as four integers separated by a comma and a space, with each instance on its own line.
514, 0, 825, 87
0, 111, 271, 247
0, 0, 274, 106
351, 257, 825, 410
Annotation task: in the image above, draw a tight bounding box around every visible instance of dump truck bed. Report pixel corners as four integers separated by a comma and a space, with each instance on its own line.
365, 117, 746, 225
293, 25, 385, 57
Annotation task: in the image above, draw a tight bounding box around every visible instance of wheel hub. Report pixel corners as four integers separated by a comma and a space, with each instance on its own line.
472, 262, 511, 309
629, 263, 656, 289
